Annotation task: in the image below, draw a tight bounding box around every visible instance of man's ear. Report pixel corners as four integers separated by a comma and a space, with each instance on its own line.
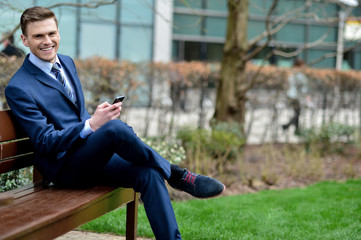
21, 34, 29, 47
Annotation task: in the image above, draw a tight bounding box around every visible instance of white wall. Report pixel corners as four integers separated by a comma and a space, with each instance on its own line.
153, 0, 173, 63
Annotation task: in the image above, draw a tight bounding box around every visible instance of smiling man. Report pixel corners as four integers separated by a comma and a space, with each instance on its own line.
5, 6, 225, 240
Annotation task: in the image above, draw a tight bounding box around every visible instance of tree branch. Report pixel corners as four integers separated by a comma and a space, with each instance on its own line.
308, 40, 361, 67
248, 0, 338, 52
248, 4, 307, 50
240, 0, 280, 95
245, 0, 279, 62
47, 0, 117, 9
273, 31, 330, 58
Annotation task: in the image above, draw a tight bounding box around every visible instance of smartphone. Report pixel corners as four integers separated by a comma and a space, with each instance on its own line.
113, 96, 125, 104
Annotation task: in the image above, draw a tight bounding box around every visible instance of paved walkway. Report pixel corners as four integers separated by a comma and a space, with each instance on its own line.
56, 230, 152, 240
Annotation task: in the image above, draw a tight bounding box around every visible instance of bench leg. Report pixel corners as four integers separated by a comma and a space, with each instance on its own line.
33, 167, 43, 182
126, 192, 139, 240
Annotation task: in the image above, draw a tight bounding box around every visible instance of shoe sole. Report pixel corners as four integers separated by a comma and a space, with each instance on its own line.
200, 184, 226, 199
170, 184, 226, 199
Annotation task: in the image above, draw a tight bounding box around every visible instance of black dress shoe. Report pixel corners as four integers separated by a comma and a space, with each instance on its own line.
168, 166, 225, 199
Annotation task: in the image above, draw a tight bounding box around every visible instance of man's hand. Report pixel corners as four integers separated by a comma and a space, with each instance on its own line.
89, 101, 122, 131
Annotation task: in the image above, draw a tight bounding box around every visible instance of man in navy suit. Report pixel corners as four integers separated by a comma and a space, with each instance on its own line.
5, 6, 225, 240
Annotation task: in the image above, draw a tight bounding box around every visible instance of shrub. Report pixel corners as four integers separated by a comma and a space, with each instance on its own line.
0, 57, 24, 109
176, 127, 210, 174
0, 167, 33, 192
208, 122, 245, 174
299, 122, 356, 154
177, 123, 246, 175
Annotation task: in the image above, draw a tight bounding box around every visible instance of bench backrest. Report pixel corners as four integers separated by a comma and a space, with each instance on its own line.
0, 110, 36, 176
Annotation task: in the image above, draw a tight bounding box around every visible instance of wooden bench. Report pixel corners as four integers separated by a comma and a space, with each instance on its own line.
0, 110, 139, 240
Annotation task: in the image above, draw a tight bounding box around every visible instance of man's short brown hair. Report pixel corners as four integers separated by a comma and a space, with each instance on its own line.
20, 6, 58, 35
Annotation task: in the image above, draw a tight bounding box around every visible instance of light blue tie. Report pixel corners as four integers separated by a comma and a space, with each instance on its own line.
51, 63, 76, 103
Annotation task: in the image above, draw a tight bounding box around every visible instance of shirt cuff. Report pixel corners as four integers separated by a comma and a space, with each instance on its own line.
80, 119, 94, 138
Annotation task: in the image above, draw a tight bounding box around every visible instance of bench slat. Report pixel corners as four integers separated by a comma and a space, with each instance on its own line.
0, 110, 35, 175
0, 110, 28, 142
0, 185, 136, 240
0, 140, 34, 160
0, 154, 34, 174
5, 182, 43, 200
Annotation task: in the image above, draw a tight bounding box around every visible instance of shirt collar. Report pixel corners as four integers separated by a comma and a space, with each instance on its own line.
28, 52, 60, 74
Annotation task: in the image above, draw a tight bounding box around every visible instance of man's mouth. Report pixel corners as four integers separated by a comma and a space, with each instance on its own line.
41, 46, 54, 51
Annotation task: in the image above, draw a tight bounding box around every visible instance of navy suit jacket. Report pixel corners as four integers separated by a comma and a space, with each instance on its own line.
5, 54, 91, 181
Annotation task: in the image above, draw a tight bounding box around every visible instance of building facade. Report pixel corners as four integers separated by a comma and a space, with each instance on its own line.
172, 0, 361, 69
1, 0, 361, 69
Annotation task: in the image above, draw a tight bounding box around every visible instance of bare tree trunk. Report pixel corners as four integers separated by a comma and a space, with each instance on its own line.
213, 0, 249, 128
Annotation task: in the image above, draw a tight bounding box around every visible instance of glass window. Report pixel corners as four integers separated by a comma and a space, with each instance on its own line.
0, 1, 27, 28
351, 5, 361, 18
353, 52, 361, 70
277, 0, 306, 16
309, 2, 338, 18
249, 0, 274, 16
342, 51, 353, 70
207, 43, 224, 62
81, 3, 116, 22
173, 14, 202, 35
308, 49, 335, 68
172, 40, 179, 61
174, 0, 202, 9
248, 20, 266, 40
121, 0, 153, 25
277, 24, 305, 43
205, 0, 227, 12
250, 47, 276, 65
56, 6, 77, 57
309, 25, 337, 43
205, 17, 227, 38
276, 47, 298, 67
173, 41, 224, 62
80, 23, 115, 59
120, 26, 152, 62
184, 41, 201, 61
0, 0, 31, 49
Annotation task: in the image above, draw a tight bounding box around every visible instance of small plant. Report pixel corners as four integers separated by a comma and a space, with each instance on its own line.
142, 137, 186, 165
298, 127, 318, 152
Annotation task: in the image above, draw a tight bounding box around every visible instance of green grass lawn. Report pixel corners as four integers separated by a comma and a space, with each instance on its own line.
80, 179, 361, 240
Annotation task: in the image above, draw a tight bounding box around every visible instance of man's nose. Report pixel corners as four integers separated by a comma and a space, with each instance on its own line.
43, 35, 52, 44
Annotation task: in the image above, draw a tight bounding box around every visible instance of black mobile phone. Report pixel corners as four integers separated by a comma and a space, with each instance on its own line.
113, 96, 125, 104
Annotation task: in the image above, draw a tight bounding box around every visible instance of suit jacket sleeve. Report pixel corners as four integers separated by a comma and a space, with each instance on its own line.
5, 84, 85, 159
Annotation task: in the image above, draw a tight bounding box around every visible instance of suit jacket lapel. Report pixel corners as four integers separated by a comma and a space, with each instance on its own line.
23, 56, 80, 112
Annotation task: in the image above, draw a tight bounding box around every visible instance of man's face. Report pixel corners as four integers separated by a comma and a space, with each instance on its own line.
21, 18, 60, 63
